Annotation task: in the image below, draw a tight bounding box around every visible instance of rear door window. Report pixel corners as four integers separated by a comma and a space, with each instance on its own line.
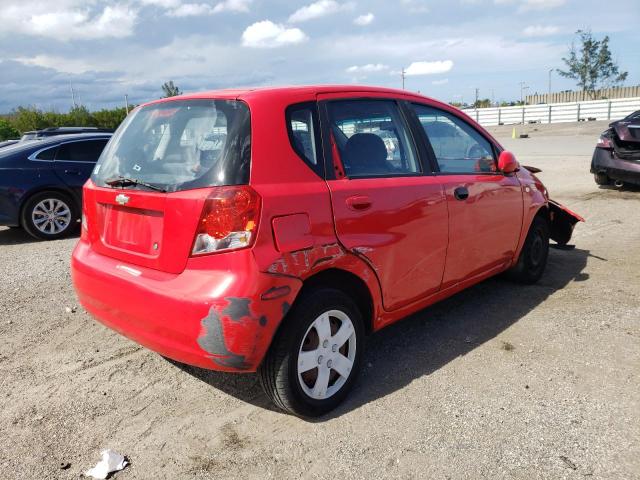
326, 99, 419, 177
411, 104, 496, 173
93, 99, 251, 192
55, 139, 109, 163
287, 103, 322, 176
35, 146, 57, 160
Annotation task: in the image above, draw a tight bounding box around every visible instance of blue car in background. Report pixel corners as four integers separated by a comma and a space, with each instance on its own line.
0, 133, 111, 240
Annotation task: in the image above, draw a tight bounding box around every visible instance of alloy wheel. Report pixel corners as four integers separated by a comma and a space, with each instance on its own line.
31, 198, 72, 235
297, 309, 357, 400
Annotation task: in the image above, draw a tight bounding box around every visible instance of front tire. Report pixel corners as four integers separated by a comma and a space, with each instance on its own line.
21, 191, 78, 240
258, 288, 364, 417
507, 215, 550, 284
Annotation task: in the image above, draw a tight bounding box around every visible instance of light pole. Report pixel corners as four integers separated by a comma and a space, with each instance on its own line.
519, 82, 529, 105
401, 68, 406, 90
548, 68, 554, 102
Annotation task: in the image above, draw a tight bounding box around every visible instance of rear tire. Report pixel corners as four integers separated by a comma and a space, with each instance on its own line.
258, 288, 364, 417
21, 191, 78, 240
507, 216, 550, 284
594, 172, 609, 186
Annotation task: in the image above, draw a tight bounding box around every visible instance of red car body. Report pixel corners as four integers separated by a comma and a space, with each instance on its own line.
72, 86, 581, 405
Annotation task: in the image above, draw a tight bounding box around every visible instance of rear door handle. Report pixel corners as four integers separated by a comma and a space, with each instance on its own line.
346, 195, 372, 211
64, 169, 81, 175
454, 186, 469, 201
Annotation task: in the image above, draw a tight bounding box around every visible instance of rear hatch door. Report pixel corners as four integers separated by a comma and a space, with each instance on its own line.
85, 184, 207, 274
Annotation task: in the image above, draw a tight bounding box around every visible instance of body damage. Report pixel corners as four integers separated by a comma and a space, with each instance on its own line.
518, 166, 584, 248
72, 85, 584, 378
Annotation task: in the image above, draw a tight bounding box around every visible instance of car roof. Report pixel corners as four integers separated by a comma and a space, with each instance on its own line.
0, 133, 112, 155
142, 84, 449, 109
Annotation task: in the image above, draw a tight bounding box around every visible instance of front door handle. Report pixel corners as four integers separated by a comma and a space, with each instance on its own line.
346, 195, 372, 211
454, 186, 469, 201
64, 169, 81, 175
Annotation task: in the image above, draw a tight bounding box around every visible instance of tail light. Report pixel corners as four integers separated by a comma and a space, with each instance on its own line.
596, 135, 613, 149
80, 195, 89, 241
191, 186, 261, 256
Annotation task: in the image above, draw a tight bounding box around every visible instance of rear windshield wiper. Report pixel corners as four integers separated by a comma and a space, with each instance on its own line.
105, 176, 167, 193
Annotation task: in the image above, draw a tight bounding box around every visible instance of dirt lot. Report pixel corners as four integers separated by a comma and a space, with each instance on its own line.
1, 121, 638, 479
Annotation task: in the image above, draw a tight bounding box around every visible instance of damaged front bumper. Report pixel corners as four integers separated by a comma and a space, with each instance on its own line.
591, 145, 640, 187
548, 200, 584, 246
71, 240, 301, 372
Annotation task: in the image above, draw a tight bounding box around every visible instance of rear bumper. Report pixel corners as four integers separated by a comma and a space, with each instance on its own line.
71, 240, 301, 372
591, 148, 640, 185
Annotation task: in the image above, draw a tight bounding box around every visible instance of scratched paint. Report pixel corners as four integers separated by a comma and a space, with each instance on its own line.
267, 243, 345, 277
223, 297, 251, 322
197, 306, 248, 369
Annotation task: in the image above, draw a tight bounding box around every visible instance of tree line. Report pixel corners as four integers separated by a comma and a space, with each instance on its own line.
0, 105, 129, 141
0, 81, 183, 141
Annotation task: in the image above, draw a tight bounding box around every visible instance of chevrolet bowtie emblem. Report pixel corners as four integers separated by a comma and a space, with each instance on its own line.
115, 193, 130, 205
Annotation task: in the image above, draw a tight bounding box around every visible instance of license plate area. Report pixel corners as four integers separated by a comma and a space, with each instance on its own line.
99, 204, 164, 257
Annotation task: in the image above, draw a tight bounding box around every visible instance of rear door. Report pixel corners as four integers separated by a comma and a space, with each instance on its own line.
319, 96, 448, 311
53, 138, 109, 196
409, 103, 523, 289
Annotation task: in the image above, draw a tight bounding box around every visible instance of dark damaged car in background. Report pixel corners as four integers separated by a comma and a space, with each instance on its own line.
592, 110, 640, 188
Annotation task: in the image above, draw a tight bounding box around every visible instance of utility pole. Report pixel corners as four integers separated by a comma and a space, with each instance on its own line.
518, 81, 529, 105
70, 82, 77, 109
548, 68, 553, 102
124, 94, 130, 114
474, 88, 479, 108
401, 68, 406, 90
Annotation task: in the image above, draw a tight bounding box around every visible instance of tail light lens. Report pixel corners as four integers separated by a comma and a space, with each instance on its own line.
191, 186, 261, 256
596, 135, 613, 149
80, 197, 89, 241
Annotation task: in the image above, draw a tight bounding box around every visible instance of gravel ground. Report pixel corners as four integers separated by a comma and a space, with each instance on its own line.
1, 121, 638, 479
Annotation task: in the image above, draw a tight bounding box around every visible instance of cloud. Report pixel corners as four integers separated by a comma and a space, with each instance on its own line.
432, 78, 449, 85
288, 0, 352, 23
164, 0, 252, 16
242, 20, 307, 48
13, 55, 111, 75
0, 3, 137, 40
211, 0, 253, 13
405, 60, 454, 76
523, 25, 560, 37
353, 13, 374, 26
167, 3, 214, 16
518, 0, 566, 10
346, 63, 389, 73
401, 0, 429, 13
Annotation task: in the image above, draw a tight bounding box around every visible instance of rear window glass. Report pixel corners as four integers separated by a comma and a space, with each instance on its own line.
35, 146, 57, 160
93, 99, 251, 192
56, 139, 109, 163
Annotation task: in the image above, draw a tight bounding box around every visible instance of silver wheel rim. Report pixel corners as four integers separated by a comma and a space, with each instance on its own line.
32, 198, 72, 235
297, 309, 356, 400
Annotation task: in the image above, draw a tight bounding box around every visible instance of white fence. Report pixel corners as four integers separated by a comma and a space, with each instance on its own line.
462, 97, 640, 127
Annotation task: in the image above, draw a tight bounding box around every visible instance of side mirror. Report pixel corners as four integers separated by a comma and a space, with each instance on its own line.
498, 151, 520, 174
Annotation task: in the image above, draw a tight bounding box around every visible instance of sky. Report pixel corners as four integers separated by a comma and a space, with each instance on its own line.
0, 0, 638, 112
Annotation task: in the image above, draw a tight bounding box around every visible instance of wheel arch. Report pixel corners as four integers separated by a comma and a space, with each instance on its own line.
513, 202, 550, 266
19, 185, 79, 220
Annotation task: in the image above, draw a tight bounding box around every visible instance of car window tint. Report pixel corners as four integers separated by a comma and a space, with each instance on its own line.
327, 99, 419, 177
35, 146, 57, 160
412, 104, 496, 174
55, 139, 109, 163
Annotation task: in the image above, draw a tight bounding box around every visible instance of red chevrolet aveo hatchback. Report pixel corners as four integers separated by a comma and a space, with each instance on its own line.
72, 86, 582, 416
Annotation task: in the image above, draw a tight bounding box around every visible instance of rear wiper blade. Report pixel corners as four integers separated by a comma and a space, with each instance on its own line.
105, 176, 167, 192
